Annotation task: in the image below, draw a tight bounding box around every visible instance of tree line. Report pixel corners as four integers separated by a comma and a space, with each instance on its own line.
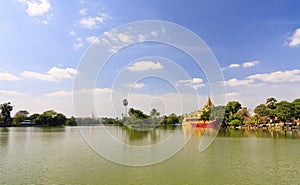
1, 97, 299, 127
122, 107, 181, 129
0, 102, 76, 127
218, 97, 300, 127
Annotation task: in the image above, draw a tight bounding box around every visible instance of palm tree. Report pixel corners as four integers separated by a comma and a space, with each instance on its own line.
123, 99, 128, 116
252, 114, 262, 126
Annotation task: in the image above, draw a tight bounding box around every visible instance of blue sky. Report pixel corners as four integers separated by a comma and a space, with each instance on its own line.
0, 0, 300, 117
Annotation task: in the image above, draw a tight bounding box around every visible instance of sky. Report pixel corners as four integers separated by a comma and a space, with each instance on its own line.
0, 0, 300, 117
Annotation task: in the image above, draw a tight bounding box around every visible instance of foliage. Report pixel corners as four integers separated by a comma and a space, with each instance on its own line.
13, 110, 29, 124
29, 113, 39, 121
274, 101, 293, 122
34, 110, 67, 126
292, 99, 300, 120
0, 102, 13, 126
161, 113, 179, 125
244, 114, 264, 126
210, 106, 225, 121
128, 108, 149, 119
229, 119, 242, 127
225, 101, 242, 123
200, 109, 211, 123
266, 97, 277, 109
102, 117, 121, 125
65, 116, 77, 126
254, 104, 269, 117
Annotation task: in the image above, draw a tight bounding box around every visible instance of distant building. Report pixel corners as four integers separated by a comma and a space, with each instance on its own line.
182, 96, 215, 127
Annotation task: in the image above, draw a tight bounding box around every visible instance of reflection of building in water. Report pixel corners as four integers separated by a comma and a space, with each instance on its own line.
182, 125, 213, 137
182, 96, 216, 127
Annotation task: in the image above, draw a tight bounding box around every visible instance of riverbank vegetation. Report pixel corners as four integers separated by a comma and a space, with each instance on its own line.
1, 97, 299, 129
223, 98, 300, 128
0, 102, 76, 127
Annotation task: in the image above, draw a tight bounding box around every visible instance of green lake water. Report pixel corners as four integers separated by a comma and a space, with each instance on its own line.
1, 126, 300, 184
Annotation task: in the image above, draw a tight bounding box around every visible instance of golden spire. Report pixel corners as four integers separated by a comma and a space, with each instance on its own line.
202, 96, 213, 110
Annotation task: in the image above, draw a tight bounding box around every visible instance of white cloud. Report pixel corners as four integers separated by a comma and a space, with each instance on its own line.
46, 90, 72, 97
94, 88, 113, 94
228, 63, 240, 68
192, 78, 203, 84
46, 88, 112, 97
78, 88, 113, 94
19, 0, 52, 16
103, 31, 133, 44
0, 90, 25, 96
225, 78, 254, 87
117, 33, 131, 43
126, 83, 145, 89
138, 34, 147, 42
79, 13, 109, 29
151, 31, 158, 37
224, 69, 300, 87
288, 28, 300, 47
127, 61, 163, 71
68, 30, 76, 36
73, 37, 84, 49
85, 36, 100, 44
224, 61, 259, 70
247, 69, 300, 83
21, 67, 78, 82
176, 78, 205, 89
225, 92, 239, 98
243, 60, 259, 68
0, 72, 20, 81
79, 8, 88, 15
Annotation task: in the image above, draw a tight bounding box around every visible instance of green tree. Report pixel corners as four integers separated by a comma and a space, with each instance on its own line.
254, 104, 269, 117
275, 101, 292, 122
0, 102, 13, 126
128, 108, 149, 119
266, 97, 277, 109
30, 113, 40, 121
200, 110, 211, 123
66, 116, 77, 126
229, 119, 242, 127
292, 99, 300, 120
35, 110, 57, 126
13, 110, 29, 124
53, 113, 67, 126
163, 113, 179, 125
225, 101, 242, 123
35, 110, 67, 126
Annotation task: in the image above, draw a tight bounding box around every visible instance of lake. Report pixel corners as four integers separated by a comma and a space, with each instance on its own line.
1, 126, 300, 184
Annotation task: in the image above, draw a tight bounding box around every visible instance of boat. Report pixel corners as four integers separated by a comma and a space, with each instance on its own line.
182, 96, 219, 128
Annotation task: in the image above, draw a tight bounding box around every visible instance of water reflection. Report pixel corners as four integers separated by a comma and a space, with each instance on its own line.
86, 125, 179, 146
0, 127, 9, 146
182, 126, 300, 139
218, 128, 300, 139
